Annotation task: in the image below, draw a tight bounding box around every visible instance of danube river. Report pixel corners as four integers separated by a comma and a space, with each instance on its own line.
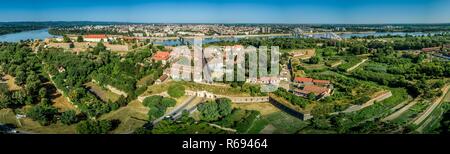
0, 29, 59, 42
0, 29, 444, 44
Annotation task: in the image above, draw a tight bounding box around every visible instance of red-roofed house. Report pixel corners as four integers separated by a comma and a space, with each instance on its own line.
292, 77, 333, 98
152, 51, 171, 64
294, 77, 313, 83
84, 34, 108, 42
294, 85, 331, 97
155, 74, 169, 85
422, 47, 439, 52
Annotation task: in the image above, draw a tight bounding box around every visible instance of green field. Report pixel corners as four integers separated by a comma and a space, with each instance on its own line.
0, 109, 19, 126
17, 118, 77, 134
392, 101, 430, 124
418, 88, 450, 133
85, 82, 121, 102
246, 117, 270, 134
99, 100, 149, 133
340, 88, 409, 129
260, 111, 309, 134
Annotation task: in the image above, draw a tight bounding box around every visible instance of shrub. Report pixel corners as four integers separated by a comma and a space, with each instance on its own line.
76, 120, 113, 134
168, 84, 185, 98
61, 110, 78, 125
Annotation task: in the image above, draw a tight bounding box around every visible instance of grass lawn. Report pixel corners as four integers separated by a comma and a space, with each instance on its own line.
300, 63, 328, 70
143, 81, 174, 95
392, 101, 430, 124
231, 102, 282, 134
261, 111, 309, 134
1, 108, 77, 134
443, 87, 450, 102
99, 100, 149, 133
246, 117, 269, 134
51, 94, 79, 113
232, 102, 281, 116
85, 82, 121, 102
341, 88, 409, 128
111, 116, 147, 134
17, 118, 77, 134
0, 108, 19, 126
137, 74, 155, 87
3, 75, 21, 91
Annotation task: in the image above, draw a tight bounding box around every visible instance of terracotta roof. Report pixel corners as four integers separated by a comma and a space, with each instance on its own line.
159, 74, 168, 81
421, 47, 440, 52
302, 85, 329, 95
84, 34, 107, 39
153, 51, 170, 61
294, 77, 313, 83
313, 79, 330, 84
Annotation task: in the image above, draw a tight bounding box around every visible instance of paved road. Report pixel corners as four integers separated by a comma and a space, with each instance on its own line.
172, 98, 205, 120
152, 95, 197, 125
413, 85, 450, 125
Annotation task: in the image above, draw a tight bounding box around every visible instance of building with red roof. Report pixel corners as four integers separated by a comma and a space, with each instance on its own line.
294, 77, 313, 83
152, 51, 171, 64
292, 77, 333, 98
294, 85, 331, 97
84, 34, 108, 42
303, 85, 330, 95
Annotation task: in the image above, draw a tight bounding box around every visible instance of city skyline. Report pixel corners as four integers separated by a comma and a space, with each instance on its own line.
0, 0, 449, 24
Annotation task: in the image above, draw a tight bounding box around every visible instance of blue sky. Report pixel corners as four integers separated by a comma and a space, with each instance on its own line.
0, 0, 449, 24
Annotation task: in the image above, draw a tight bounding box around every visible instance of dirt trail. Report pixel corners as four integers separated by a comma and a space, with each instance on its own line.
412, 85, 450, 125
382, 96, 418, 121
346, 59, 368, 72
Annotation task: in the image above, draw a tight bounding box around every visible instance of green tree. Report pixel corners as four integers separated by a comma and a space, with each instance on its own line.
61, 110, 78, 125
197, 101, 220, 122
143, 95, 163, 107
38, 87, 47, 99
307, 93, 317, 100
26, 104, 58, 126
77, 35, 84, 42
216, 98, 232, 116
311, 117, 332, 129
63, 35, 71, 43
168, 84, 185, 98
76, 120, 112, 134
308, 56, 321, 64
93, 42, 107, 55
161, 97, 176, 108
